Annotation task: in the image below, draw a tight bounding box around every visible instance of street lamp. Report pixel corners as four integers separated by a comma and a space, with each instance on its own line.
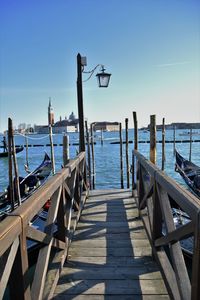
76, 53, 111, 153
96, 66, 111, 88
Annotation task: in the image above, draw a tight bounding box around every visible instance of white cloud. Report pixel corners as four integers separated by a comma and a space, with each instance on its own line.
156, 61, 192, 68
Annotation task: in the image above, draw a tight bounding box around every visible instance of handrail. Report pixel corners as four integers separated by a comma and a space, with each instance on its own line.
0, 151, 88, 300
132, 149, 200, 300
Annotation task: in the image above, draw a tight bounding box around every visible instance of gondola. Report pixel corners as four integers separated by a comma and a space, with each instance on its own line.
172, 150, 200, 258
0, 145, 24, 158
175, 149, 200, 199
0, 152, 52, 220
162, 208, 193, 258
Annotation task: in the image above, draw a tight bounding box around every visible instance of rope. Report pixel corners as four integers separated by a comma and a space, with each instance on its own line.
16, 133, 51, 140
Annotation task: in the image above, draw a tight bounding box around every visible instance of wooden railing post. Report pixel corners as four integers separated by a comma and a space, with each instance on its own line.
191, 211, 200, 300
138, 164, 145, 207
152, 179, 162, 243
9, 233, 31, 300
56, 187, 67, 243
74, 167, 81, 210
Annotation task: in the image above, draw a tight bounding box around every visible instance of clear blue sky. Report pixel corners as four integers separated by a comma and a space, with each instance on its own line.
0, 0, 199, 132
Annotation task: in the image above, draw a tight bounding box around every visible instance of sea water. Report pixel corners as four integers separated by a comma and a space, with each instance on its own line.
0, 129, 199, 193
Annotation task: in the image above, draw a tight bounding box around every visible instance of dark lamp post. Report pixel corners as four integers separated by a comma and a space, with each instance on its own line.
96, 66, 111, 88
77, 53, 111, 153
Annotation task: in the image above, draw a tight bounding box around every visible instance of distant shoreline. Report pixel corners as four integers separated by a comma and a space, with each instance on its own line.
1, 122, 200, 136
141, 122, 200, 130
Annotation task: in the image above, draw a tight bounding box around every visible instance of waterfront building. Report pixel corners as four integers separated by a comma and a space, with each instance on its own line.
18, 123, 26, 132
35, 106, 79, 134
93, 121, 119, 132
53, 118, 78, 133
34, 124, 49, 134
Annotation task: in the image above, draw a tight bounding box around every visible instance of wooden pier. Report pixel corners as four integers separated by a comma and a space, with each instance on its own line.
53, 189, 169, 299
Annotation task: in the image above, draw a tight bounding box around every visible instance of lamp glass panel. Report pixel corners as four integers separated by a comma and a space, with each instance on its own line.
97, 74, 111, 87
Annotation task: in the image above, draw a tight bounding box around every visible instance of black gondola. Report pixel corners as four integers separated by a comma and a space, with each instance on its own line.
171, 149, 200, 258
162, 208, 194, 258
0, 146, 24, 158
175, 149, 200, 199
162, 149, 200, 259
0, 152, 52, 220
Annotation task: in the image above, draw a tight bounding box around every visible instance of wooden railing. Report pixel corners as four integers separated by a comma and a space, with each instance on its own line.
132, 150, 200, 300
0, 152, 88, 300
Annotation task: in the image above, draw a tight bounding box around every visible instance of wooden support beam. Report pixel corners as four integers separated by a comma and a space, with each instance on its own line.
139, 179, 154, 210
119, 123, 124, 189
9, 233, 31, 300
155, 221, 194, 247
90, 123, 95, 189
150, 114, 156, 164
0, 238, 19, 300
85, 120, 91, 187
125, 118, 130, 188
49, 125, 55, 174
11, 126, 21, 206
191, 212, 200, 300
133, 111, 138, 150
63, 134, 69, 166
8, 118, 14, 210
162, 117, 165, 171
27, 226, 66, 250
156, 183, 191, 300
173, 125, 176, 156
31, 186, 62, 300
189, 128, 192, 161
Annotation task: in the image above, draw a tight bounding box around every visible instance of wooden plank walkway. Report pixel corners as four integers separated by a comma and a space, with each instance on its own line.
53, 189, 169, 299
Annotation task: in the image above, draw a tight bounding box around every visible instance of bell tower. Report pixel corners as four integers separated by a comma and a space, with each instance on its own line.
48, 98, 54, 125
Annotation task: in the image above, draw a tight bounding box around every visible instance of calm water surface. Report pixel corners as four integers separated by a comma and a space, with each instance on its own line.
0, 129, 199, 193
